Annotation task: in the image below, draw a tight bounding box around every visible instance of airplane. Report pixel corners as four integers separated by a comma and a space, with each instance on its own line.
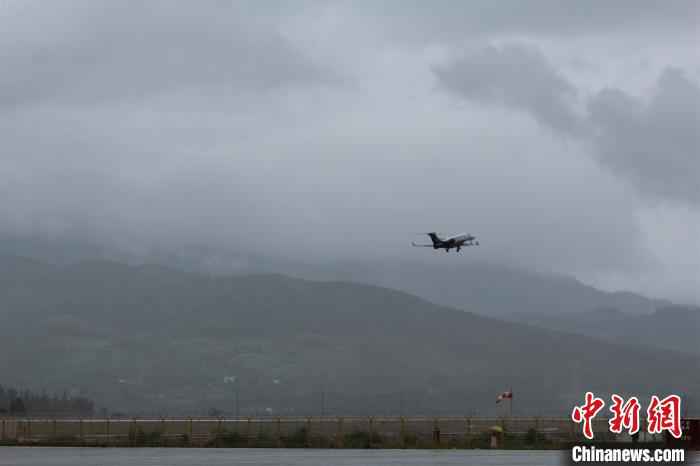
412, 232, 479, 252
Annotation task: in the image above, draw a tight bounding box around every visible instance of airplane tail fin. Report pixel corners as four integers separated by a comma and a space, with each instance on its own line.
427, 232, 442, 245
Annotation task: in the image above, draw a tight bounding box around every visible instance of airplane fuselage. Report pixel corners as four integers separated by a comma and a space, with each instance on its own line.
427, 232, 477, 252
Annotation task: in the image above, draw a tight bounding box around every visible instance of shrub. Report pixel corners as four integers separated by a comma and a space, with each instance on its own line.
344, 430, 382, 448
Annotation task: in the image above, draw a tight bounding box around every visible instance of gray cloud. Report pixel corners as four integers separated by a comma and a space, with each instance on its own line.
0, 1, 697, 303
588, 69, 700, 204
434, 44, 699, 205
0, 1, 333, 110
433, 44, 582, 135
348, 0, 699, 42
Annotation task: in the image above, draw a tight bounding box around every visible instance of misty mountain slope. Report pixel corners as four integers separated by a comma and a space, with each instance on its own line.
236, 256, 700, 356
0, 235, 670, 317
504, 305, 700, 355
0, 256, 697, 416
258, 259, 700, 354
265, 259, 669, 317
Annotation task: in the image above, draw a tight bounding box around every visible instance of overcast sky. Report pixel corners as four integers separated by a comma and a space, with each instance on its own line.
1, 1, 698, 304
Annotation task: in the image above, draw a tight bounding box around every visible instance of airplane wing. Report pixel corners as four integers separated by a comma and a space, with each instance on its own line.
411, 242, 433, 247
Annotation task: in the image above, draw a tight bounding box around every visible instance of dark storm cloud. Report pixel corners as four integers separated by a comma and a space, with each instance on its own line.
0, 1, 333, 110
434, 44, 700, 205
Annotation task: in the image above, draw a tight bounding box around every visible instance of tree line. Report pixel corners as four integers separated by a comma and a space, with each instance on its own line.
0, 385, 94, 416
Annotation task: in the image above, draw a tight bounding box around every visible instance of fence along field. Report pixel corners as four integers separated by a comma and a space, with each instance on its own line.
1, 416, 688, 449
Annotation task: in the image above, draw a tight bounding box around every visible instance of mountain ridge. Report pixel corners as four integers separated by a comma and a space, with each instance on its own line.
1, 255, 697, 417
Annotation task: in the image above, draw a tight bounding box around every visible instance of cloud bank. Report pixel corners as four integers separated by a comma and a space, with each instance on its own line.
435, 45, 699, 206
1, 1, 698, 303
